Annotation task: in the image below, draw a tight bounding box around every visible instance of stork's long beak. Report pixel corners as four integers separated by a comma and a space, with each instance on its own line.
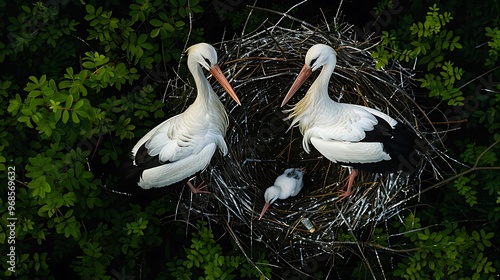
258, 202, 271, 220
281, 64, 313, 107
210, 64, 241, 105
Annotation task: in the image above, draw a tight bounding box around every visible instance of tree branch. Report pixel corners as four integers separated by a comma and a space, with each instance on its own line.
420, 140, 500, 195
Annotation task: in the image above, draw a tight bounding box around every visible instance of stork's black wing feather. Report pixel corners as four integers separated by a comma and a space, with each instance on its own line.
359, 115, 393, 143
346, 115, 422, 173
110, 142, 189, 203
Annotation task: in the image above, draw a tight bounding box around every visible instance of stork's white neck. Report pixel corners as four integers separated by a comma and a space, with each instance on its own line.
307, 62, 336, 105
186, 58, 229, 140
286, 59, 339, 127
188, 62, 213, 109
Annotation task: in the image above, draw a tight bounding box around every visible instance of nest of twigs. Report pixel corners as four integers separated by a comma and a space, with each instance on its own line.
165, 8, 448, 278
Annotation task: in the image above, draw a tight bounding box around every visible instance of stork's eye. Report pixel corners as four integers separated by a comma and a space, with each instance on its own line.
310, 57, 318, 67
202, 56, 211, 66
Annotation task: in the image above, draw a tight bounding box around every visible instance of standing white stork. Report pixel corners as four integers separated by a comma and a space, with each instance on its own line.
258, 167, 306, 220
281, 44, 419, 202
117, 43, 240, 195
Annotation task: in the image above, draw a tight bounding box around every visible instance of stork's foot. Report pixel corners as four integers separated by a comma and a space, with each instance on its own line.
336, 168, 357, 203
187, 181, 211, 194
336, 188, 352, 203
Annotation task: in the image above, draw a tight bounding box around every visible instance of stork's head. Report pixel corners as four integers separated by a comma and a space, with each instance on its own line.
258, 186, 280, 220
186, 43, 241, 105
281, 44, 337, 107
305, 44, 337, 72
264, 186, 280, 204
186, 43, 218, 71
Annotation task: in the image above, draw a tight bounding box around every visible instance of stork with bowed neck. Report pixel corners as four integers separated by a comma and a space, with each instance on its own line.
281, 44, 419, 202
258, 167, 306, 220
117, 43, 240, 195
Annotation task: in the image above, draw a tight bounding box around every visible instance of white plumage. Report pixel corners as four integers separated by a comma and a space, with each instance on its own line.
258, 167, 306, 220
123, 43, 240, 191
281, 44, 418, 202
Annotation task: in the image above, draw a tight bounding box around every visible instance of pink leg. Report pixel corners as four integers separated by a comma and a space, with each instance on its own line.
336, 169, 357, 203
187, 180, 211, 194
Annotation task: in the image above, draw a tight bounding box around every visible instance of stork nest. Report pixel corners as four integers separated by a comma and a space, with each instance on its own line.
164, 10, 449, 279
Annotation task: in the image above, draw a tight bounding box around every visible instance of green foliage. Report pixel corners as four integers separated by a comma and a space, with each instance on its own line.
125, 217, 148, 236
0, 0, 216, 278
166, 220, 272, 279
418, 61, 464, 104
372, 4, 465, 105
453, 175, 478, 207
394, 214, 496, 279
73, 240, 112, 280
470, 90, 500, 134
409, 5, 454, 37
7, 72, 104, 140
149, 0, 203, 39
1, 2, 78, 61
369, 1, 500, 279
451, 140, 500, 221
485, 27, 500, 67
373, 0, 396, 15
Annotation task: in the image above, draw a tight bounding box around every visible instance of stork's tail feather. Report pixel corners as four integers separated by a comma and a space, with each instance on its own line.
348, 123, 423, 174
386, 123, 424, 172
111, 158, 145, 195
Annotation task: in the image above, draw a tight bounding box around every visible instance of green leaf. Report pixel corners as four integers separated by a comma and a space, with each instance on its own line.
65, 94, 73, 108
417, 232, 429, 240
472, 230, 480, 241
150, 18, 163, 27
73, 100, 84, 110
483, 231, 494, 239
62, 110, 69, 123
28, 176, 51, 198
75, 108, 90, 118
178, 7, 186, 17
164, 23, 174, 32
82, 61, 95, 69
150, 28, 160, 38
62, 192, 77, 206
86, 4, 95, 14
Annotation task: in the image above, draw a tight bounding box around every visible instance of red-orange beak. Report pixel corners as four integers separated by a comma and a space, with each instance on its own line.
258, 202, 271, 220
281, 64, 313, 107
210, 64, 241, 105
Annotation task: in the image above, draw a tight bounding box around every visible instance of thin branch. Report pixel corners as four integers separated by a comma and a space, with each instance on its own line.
270, 0, 308, 33
473, 139, 500, 168
246, 5, 316, 29
458, 65, 500, 90
420, 140, 500, 194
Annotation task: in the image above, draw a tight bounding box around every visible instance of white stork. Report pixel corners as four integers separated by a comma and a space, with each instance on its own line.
118, 43, 240, 194
281, 44, 419, 202
258, 167, 306, 220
